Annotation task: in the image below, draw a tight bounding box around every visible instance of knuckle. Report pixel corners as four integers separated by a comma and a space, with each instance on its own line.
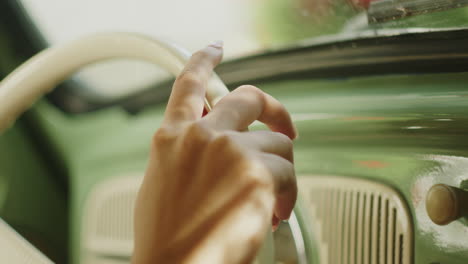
243, 160, 273, 186
274, 131, 293, 148
168, 107, 193, 121
204, 133, 250, 175
236, 85, 265, 106
210, 133, 233, 149
175, 71, 202, 87
206, 133, 243, 159
246, 234, 264, 251
151, 127, 175, 148
247, 172, 272, 190
236, 85, 263, 97
184, 122, 212, 142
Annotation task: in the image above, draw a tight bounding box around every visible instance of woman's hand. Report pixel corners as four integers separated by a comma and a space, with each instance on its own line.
132, 43, 297, 264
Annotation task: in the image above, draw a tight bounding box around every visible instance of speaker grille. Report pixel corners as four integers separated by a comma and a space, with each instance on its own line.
299, 176, 413, 264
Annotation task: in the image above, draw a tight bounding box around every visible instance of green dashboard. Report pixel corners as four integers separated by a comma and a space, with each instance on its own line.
2, 71, 468, 263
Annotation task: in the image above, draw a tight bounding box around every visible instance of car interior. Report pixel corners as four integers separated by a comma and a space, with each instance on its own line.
0, 0, 468, 263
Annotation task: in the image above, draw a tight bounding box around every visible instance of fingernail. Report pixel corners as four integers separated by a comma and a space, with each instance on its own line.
272, 224, 279, 232
208, 40, 223, 49
271, 215, 280, 232
292, 126, 299, 140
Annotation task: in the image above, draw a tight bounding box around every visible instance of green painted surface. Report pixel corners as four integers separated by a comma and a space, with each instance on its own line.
259, 0, 468, 46
258, 0, 359, 45
0, 120, 68, 262
24, 71, 468, 263
373, 6, 468, 29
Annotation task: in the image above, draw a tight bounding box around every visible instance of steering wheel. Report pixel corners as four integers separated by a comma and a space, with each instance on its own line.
0, 32, 274, 263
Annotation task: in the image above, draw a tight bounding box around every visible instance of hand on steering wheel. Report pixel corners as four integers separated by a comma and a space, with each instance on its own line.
132, 42, 298, 264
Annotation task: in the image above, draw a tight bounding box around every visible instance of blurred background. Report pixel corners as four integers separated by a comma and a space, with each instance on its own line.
4, 0, 376, 105
3, 0, 468, 105
5, 0, 468, 104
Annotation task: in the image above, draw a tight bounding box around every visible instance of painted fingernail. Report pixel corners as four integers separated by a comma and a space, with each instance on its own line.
292, 126, 299, 140
208, 40, 223, 49
271, 215, 280, 232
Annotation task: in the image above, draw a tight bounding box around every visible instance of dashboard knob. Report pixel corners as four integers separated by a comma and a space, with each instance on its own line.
426, 184, 468, 225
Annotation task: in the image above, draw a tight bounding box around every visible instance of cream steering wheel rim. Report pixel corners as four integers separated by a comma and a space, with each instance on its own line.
0, 32, 229, 132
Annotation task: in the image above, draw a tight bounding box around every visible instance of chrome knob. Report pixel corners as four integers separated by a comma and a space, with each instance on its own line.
426, 184, 468, 225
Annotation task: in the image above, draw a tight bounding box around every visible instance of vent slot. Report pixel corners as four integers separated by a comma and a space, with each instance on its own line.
299, 176, 413, 264
95, 190, 135, 241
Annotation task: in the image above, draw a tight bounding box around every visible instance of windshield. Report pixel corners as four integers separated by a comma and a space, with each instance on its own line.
16, 0, 468, 101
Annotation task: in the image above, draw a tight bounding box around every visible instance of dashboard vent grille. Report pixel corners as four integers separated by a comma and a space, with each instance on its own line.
298, 176, 413, 264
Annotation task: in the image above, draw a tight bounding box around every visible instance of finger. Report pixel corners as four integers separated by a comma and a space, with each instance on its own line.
201, 85, 297, 139
164, 42, 223, 125
226, 130, 294, 163
258, 153, 297, 220
272, 215, 280, 231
